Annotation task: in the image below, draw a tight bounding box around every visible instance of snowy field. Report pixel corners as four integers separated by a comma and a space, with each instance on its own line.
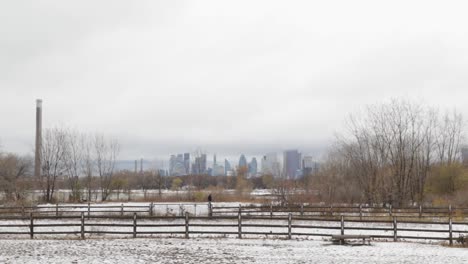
0, 238, 467, 264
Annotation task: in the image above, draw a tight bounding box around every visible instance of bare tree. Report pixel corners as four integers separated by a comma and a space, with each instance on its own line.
329, 99, 465, 206
94, 134, 119, 201
40, 127, 68, 202
63, 130, 83, 201
80, 133, 96, 201
436, 111, 464, 165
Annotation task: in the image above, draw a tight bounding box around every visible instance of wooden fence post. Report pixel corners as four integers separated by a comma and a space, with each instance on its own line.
21, 205, 25, 217
419, 205, 422, 218
238, 205, 242, 239
30, 213, 34, 239
300, 204, 304, 216
449, 216, 453, 246
340, 215, 344, 235
393, 217, 397, 242
133, 213, 137, 238
185, 212, 189, 239
56, 203, 59, 217
208, 202, 212, 217
330, 205, 333, 216
389, 204, 392, 217
359, 204, 362, 220
149, 202, 154, 217
87, 202, 91, 219
449, 204, 452, 218
81, 212, 85, 239
270, 203, 273, 218
120, 203, 124, 216
288, 213, 292, 239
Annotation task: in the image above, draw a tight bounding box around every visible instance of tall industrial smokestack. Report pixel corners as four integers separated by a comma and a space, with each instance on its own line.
34, 99, 42, 179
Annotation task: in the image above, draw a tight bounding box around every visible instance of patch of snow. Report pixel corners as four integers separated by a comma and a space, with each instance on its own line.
0, 238, 466, 264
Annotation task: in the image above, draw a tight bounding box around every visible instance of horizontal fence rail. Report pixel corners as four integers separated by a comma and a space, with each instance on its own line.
1, 203, 467, 221
0, 211, 467, 245
212, 204, 468, 221
0, 203, 208, 218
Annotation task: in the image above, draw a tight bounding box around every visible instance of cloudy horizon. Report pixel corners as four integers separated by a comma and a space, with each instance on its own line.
2, 1, 468, 160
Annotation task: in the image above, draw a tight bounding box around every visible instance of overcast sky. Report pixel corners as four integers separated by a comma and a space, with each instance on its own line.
1, 0, 468, 161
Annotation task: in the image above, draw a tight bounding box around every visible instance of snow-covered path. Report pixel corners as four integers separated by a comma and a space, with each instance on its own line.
0, 238, 466, 264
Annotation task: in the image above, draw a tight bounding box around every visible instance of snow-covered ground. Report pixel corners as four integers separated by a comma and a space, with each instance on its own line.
0, 238, 466, 264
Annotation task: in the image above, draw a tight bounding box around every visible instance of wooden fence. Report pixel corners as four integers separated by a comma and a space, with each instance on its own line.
1, 203, 467, 220
0, 203, 202, 217
212, 204, 468, 221
0, 211, 467, 245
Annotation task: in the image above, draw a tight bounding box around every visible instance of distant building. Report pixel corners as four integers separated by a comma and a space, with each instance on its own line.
224, 159, 232, 176
283, 150, 302, 179
239, 154, 248, 169
261, 152, 280, 177
169, 155, 176, 175
211, 154, 225, 176
248, 157, 258, 177
200, 154, 207, 174
192, 154, 207, 175
213, 164, 225, 176
169, 154, 186, 176
302, 156, 316, 176
183, 153, 190, 175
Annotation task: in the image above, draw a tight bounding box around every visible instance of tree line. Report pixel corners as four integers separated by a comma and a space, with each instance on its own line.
309, 100, 468, 206
0, 128, 119, 203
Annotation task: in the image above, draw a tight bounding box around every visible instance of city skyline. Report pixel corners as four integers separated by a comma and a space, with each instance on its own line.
126, 150, 320, 178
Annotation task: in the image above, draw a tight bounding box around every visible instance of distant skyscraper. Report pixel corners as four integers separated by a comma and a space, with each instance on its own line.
192, 154, 207, 175
261, 152, 280, 177
224, 159, 231, 176
170, 154, 188, 176
183, 153, 190, 175
302, 156, 314, 176
169, 155, 176, 175
248, 157, 258, 177
283, 150, 302, 179
212, 155, 225, 176
211, 154, 225, 176
239, 154, 247, 169
201, 154, 207, 174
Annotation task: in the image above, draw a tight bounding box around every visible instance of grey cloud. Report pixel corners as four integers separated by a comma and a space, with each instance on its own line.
1, 0, 468, 160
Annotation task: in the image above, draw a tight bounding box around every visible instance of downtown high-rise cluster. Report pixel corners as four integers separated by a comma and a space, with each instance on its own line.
167, 150, 320, 179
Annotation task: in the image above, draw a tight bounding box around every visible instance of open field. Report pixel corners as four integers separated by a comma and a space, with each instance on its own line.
0, 238, 467, 264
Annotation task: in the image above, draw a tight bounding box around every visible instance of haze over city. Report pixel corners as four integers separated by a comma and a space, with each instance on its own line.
2, 1, 468, 160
